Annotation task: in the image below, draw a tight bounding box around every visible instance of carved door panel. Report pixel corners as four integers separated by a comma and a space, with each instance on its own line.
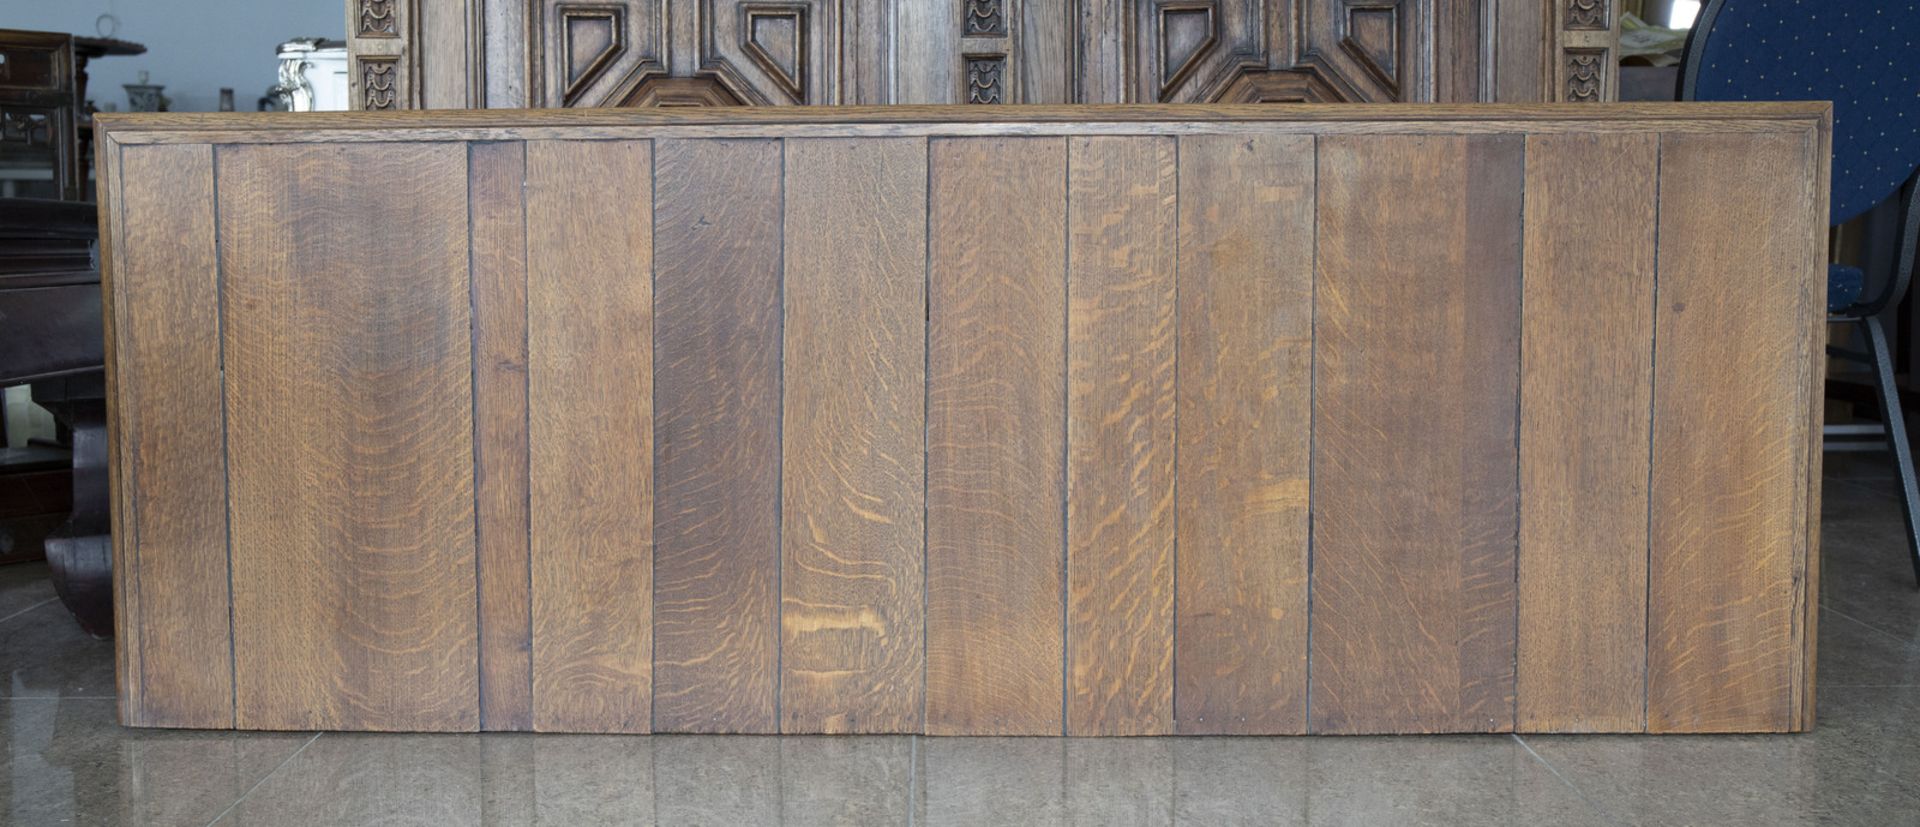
368, 0, 1612, 109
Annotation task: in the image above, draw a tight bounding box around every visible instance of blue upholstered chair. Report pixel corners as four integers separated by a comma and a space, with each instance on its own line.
1680, 0, 1920, 585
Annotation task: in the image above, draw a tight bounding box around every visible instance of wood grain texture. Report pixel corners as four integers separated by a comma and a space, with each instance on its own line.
1648, 130, 1818, 733
925, 136, 1068, 736
109, 143, 231, 728
220, 142, 477, 731
471, 141, 533, 732
1515, 132, 1657, 733
1064, 135, 1177, 736
1172, 133, 1314, 735
780, 137, 928, 733
526, 139, 654, 733
650, 138, 783, 734
1309, 134, 1523, 734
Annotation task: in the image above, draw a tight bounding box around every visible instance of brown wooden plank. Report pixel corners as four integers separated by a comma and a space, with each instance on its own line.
1515, 133, 1658, 733
1798, 119, 1832, 733
1648, 130, 1820, 733
1172, 133, 1314, 735
925, 136, 1067, 736
1064, 135, 1177, 736
471, 141, 533, 732
780, 137, 928, 734
1309, 134, 1523, 734
219, 142, 478, 731
525, 139, 654, 733
650, 138, 783, 734
110, 142, 231, 729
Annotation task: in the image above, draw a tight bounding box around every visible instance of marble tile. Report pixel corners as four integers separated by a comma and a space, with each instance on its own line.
0, 698, 310, 827
0, 599, 114, 698
1522, 730, 1920, 827
0, 562, 54, 621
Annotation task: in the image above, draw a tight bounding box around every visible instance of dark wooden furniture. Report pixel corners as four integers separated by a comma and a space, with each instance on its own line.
97, 103, 1827, 734
343, 0, 1624, 110
0, 197, 110, 635
0, 31, 80, 201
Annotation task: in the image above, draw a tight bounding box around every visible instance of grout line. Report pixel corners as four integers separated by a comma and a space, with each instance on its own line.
1823, 603, 1919, 646
1511, 733, 1624, 826
0, 596, 59, 628
906, 734, 920, 827
201, 730, 322, 827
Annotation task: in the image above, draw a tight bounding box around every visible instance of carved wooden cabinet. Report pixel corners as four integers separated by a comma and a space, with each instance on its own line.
345, 0, 1622, 110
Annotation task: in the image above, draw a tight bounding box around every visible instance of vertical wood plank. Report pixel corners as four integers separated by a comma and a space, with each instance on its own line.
1516, 133, 1657, 733
1648, 130, 1818, 733
1798, 119, 1832, 733
780, 137, 928, 733
526, 139, 654, 733
1173, 133, 1314, 735
110, 142, 231, 728
1310, 134, 1523, 734
650, 138, 783, 734
1064, 135, 1177, 736
926, 136, 1067, 735
471, 141, 533, 732
221, 142, 477, 731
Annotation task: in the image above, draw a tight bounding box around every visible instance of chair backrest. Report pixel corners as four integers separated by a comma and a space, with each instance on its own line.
1679, 0, 1920, 225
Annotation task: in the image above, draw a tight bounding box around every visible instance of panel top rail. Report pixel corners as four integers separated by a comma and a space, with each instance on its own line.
95, 102, 1831, 146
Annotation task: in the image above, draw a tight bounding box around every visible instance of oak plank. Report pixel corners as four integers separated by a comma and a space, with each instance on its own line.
471, 141, 533, 732
220, 142, 478, 731
650, 138, 783, 734
1172, 133, 1314, 735
780, 137, 928, 733
1647, 130, 1819, 733
1515, 133, 1658, 733
1309, 134, 1523, 734
110, 143, 231, 728
925, 136, 1067, 736
1064, 135, 1177, 736
525, 139, 654, 733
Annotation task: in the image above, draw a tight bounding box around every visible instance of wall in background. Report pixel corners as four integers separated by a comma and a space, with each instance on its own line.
2, 0, 343, 113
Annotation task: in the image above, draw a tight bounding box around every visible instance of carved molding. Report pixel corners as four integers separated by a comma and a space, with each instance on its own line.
1566, 0, 1607, 31
1565, 48, 1605, 101
535, 0, 667, 108
559, 5, 626, 106
358, 0, 399, 37
1156, 2, 1218, 100
360, 57, 400, 110
965, 0, 1008, 37
965, 55, 1005, 103
1338, 3, 1401, 95
617, 75, 746, 106
1216, 67, 1347, 103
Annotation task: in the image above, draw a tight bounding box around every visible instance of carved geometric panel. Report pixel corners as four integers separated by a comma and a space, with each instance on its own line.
1216, 67, 1348, 103
536, 0, 666, 108
562, 6, 624, 105
1135, 0, 1268, 103
700, 0, 835, 105
743, 5, 806, 100
1159, 3, 1217, 96
1300, 0, 1427, 102
617, 76, 747, 107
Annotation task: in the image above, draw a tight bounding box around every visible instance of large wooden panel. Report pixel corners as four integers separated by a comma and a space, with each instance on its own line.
1172, 133, 1314, 735
220, 142, 477, 731
526, 139, 654, 733
1309, 134, 1523, 734
925, 136, 1068, 735
651, 138, 783, 734
109, 143, 231, 729
1647, 130, 1818, 733
471, 141, 534, 732
1516, 132, 1657, 732
780, 137, 928, 733
1064, 135, 1177, 736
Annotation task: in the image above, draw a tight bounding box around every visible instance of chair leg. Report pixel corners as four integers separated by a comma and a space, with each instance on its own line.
1862, 316, 1920, 588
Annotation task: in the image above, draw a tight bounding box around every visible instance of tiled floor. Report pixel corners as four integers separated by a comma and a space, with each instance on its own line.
4, 456, 1920, 825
